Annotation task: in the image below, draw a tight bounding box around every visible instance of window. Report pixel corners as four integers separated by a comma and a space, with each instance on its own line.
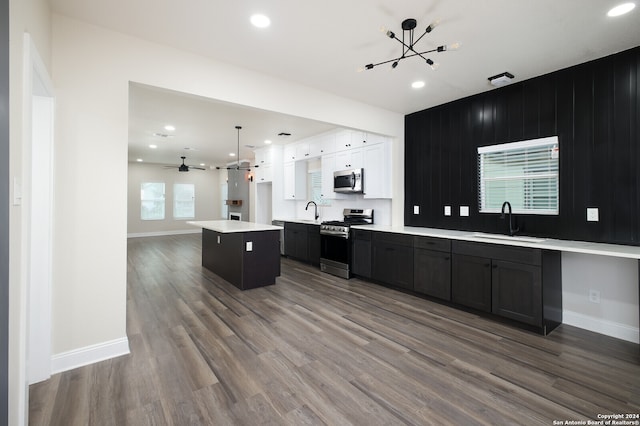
478, 136, 559, 215
174, 183, 195, 219
141, 182, 165, 220
308, 169, 329, 206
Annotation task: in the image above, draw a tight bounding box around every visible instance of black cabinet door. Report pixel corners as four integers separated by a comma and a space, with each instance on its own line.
284, 223, 308, 261
372, 241, 414, 290
352, 230, 372, 278
307, 225, 321, 266
451, 254, 492, 312
492, 260, 542, 326
414, 248, 451, 300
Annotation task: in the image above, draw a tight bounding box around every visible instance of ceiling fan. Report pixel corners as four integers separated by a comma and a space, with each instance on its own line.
165, 156, 206, 172
215, 126, 258, 171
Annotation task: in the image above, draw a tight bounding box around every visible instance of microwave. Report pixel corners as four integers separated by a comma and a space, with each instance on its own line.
333, 168, 363, 193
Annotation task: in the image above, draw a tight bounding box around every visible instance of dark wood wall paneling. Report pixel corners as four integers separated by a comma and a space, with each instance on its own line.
405, 46, 640, 245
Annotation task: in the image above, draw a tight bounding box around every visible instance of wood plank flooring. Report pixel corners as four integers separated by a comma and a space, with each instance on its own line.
29, 234, 640, 425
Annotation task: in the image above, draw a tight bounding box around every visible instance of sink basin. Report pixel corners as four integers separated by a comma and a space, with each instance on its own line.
468, 232, 547, 243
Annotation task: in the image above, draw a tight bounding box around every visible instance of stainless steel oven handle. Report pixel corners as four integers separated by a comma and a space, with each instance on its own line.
320, 230, 349, 238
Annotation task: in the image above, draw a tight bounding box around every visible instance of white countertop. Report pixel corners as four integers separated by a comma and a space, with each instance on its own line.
352, 225, 640, 260
272, 218, 323, 225
188, 220, 283, 233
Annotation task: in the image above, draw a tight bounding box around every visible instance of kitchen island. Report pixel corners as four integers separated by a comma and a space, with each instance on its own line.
188, 220, 283, 290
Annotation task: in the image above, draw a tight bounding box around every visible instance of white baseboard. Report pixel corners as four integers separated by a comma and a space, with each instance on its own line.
127, 229, 201, 238
51, 337, 130, 374
563, 310, 639, 344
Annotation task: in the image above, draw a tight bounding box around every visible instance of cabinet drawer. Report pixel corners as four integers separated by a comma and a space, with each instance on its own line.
414, 236, 451, 252
372, 232, 413, 247
452, 240, 541, 266
285, 222, 306, 232
352, 229, 372, 240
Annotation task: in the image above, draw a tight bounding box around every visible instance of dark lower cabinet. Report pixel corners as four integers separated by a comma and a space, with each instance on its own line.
451, 240, 562, 334
452, 254, 492, 312
372, 232, 413, 290
284, 222, 320, 265
492, 260, 541, 326
308, 226, 321, 266
352, 229, 372, 278
413, 236, 451, 300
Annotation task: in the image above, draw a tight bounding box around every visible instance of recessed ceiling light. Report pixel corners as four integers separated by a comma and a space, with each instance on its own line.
200, 163, 205, 167
164, 125, 175, 131
149, 144, 157, 149
411, 81, 425, 89
229, 153, 236, 157
264, 140, 272, 145
136, 158, 143, 162
608, 2, 635, 16
250, 14, 271, 28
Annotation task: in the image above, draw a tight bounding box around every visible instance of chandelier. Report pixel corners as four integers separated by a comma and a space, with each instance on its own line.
216, 126, 257, 171
360, 18, 459, 71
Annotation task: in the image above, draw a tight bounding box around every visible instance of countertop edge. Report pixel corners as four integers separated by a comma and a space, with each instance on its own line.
188, 220, 283, 233
351, 225, 640, 260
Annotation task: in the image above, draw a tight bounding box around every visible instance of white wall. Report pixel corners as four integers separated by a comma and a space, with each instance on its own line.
127, 162, 221, 236
562, 253, 639, 343
50, 13, 404, 369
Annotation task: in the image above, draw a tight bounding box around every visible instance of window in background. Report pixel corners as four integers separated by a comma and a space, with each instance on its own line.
174, 183, 195, 219
308, 169, 329, 206
478, 136, 559, 215
141, 182, 165, 220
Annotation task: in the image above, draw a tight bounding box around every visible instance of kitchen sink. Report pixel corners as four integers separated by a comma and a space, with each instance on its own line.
468, 232, 547, 243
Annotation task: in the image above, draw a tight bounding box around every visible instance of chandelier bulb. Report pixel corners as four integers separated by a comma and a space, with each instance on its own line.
425, 18, 441, 33
448, 42, 461, 51
386, 30, 395, 39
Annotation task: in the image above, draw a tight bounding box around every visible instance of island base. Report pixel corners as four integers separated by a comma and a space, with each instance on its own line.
201, 228, 281, 290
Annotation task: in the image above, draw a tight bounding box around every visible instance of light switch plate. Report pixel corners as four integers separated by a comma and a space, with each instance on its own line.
444, 205, 451, 216
246, 241, 253, 251
413, 205, 420, 215
460, 206, 469, 217
586, 207, 599, 222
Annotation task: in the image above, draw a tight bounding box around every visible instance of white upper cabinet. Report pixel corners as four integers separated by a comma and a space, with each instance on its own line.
254, 147, 274, 183
335, 148, 363, 170
283, 144, 297, 162
362, 141, 392, 199
283, 161, 307, 200
309, 133, 336, 157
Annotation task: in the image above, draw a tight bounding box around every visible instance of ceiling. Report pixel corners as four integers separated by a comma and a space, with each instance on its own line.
50, 0, 640, 168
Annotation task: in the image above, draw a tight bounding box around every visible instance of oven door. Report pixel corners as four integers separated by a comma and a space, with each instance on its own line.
320, 233, 351, 279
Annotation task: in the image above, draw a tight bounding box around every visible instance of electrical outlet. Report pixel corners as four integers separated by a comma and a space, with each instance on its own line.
588, 289, 600, 304
460, 206, 469, 217
246, 241, 253, 252
586, 207, 599, 222
413, 205, 420, 215
444, 205, 451, 216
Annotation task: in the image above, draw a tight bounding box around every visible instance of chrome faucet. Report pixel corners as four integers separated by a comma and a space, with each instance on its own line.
500, 201, 519, 236
305, 201, 319, 220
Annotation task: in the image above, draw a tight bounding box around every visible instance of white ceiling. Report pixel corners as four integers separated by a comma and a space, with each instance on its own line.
50, 0, 640, 167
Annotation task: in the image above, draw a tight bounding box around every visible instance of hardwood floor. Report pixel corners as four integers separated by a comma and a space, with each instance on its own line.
29, 234, 640, 425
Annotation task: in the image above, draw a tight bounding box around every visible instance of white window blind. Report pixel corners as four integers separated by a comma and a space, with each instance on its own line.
141, 182, 165, 220
308, 170, 329, 205
478, 136, 559, 215
173, 183, 195, 219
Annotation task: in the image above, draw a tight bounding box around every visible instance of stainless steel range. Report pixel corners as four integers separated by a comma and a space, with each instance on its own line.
320, 208, 373, 279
